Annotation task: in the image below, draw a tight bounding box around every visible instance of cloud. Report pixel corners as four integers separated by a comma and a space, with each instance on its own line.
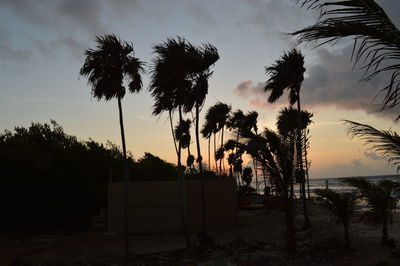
235, 45, 400, 119
0, 26, 31, 67
187, 4, 218, 29
364, 151, 385, 161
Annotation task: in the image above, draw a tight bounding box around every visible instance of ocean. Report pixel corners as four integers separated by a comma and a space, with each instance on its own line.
252, 174, 400, 197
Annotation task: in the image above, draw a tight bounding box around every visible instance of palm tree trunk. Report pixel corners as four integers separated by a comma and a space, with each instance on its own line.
253, 159, 259, 194
195, 104, 203, 172
178, 105, 190, 247
208, 137, 211, 171
118, 97, 130, 256
219, 127, 224, 174
214, 132, 218, 174
169, 110, 179, 156
195, 104, 207, 234
297, 97, 311, 229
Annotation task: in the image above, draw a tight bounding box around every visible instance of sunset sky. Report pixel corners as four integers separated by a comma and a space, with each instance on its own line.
1, 0, 399, 179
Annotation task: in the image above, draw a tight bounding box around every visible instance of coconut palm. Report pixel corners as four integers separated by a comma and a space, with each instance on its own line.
236, 128, 297, 251
149, 37, 192, 246
341, 177, 399, 245
265, 49, 310, 229
80, 34, 144, 255
344, 120, 400, 170
175, 119, 192, 169
314, 189, 358, 248
293, 0, 400, 118
183, 43, 219, 172
201, 121, 213, 171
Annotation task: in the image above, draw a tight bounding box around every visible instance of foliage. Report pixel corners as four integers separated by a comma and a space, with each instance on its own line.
340, 177, 400, 244
293, 0, 400, 117
264, 48, 305, 105
314, 188, 357, 247
0, 121, 177, 232
80, 34, 144, 101
242, 167, 253, 186
314, 189, 357, 225
344, 120, 400, 171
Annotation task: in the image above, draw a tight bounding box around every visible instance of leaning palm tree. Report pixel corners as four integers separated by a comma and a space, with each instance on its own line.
229, 125, 297, 251
314, 189, 358, 248
341, 177, 399, 245
265, 49, 311, 229
80, 34, 144, 255
183, 43, 219, 172
150, 37, 192, 246
293, 0, 400, 118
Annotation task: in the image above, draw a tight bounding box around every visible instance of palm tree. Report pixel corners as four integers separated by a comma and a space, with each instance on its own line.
80, 34, 144, 255
344, 120, 400, 170
149, 37, 192, 246
204, 102, 231, 174
183, 43, 219, 172
175, 119, 192, 169
215, 103, 231, 173
243, 111, 260, 193
341, 177, 399, 245
314, 189, 358, 248
201, 121, 213, 171
236, 128, 297, 251
293, 0, 400, 118
265, 49, 311, 229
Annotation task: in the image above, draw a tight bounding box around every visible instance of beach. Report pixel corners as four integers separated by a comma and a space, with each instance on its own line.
2, 200, 400, 265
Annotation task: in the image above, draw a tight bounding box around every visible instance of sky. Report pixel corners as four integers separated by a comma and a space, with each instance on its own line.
1, 0, 400, 179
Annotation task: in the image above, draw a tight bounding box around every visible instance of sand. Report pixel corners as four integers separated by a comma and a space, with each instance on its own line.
1, 200, 400, 265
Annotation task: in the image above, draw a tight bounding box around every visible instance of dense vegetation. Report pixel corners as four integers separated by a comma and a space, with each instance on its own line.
0, 120, 178, 232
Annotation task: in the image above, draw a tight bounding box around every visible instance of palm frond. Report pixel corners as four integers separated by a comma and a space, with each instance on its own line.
293, 0, 400, 116
343, 120, 400, 171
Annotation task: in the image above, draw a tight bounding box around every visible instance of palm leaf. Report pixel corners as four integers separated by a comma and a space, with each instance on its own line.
343, 120, 400, 171
293, 0, 400, 116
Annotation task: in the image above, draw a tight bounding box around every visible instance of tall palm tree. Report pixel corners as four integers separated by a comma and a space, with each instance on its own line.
149, 37, 192, 246
314, 189, 358, 248
341, 177, 399, 245
80, 34, 144, 255
265, 49, 311, 229
183, 43, 219, 172
293, 0, 400, 118
201, 121, 213, 171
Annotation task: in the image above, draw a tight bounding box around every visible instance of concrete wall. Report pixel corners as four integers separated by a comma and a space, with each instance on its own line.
107, 178, 238, 233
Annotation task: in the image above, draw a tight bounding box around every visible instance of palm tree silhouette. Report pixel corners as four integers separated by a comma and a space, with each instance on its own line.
264, 49, 311, 229
235, 128, 297, 251
80, 34, 144, 255
314, 189, 357, 248
175, 119, 192, 169
341, 177, 399, 245
183, 43, 219, 172
203, 102, 231, 174
293, 0, 400, 118
150, 37, 192, 246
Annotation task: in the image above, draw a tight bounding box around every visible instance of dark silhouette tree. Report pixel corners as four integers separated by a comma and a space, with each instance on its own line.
80, 34, 144, 255
264, 49, 311, 229
314, 189, 357, 248
183, 43, 219, 172
341, 177, 399, 245
149, 37, 192, 246
242, 166, 253, 187
234, 128, 297, 251
293, 0, 400, 118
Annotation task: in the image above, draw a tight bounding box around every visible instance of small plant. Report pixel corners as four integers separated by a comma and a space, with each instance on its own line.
314, 189, 358, 248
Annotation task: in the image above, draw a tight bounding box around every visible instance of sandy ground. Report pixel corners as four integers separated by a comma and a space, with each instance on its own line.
1, 200, 400, 265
